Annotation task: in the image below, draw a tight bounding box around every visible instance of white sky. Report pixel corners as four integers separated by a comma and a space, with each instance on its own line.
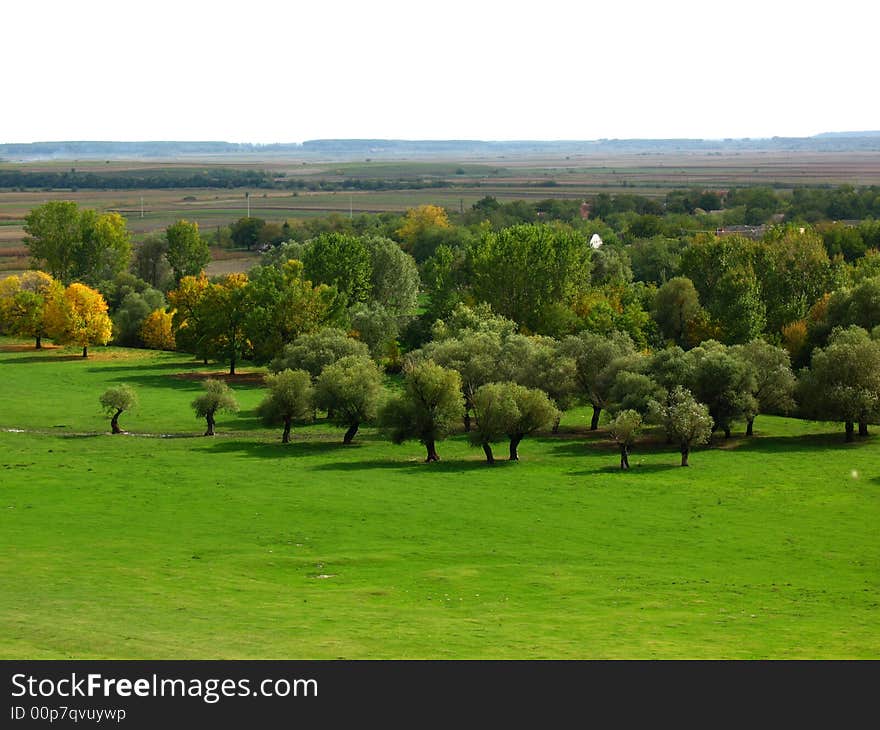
2, 0, 878, 143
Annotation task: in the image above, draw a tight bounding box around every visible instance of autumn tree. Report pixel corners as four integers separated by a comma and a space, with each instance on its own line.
45, 282, 112, 357
199, 273, 251, 375
112, 288, 166, 347
100, 385, 137, 434
0, 271, 60, 348
396, 204, 451, 253
648, 386, 714, 466
166, 219, 210, 283
191, 379, 239, 436
140, 309, 176, 350
379, 360, 462, 462
608, 410, 642, 470
258, 369, 314, 443
314, 355, 384, 444
167, 273, 211, 363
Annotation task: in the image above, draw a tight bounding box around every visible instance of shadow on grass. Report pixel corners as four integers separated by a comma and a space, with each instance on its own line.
0, 354, 91, 364
734, 432, 875, 453
566, 462, 684, 477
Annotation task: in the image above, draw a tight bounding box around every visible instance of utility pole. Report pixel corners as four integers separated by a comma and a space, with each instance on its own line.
140, 196, 144, 218
349, 195, 353, 220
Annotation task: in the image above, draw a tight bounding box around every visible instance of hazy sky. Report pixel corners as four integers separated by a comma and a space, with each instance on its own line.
3, 0, 878, 143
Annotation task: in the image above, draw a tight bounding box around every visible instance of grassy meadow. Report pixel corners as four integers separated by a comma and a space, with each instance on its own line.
0, 339, 878, 658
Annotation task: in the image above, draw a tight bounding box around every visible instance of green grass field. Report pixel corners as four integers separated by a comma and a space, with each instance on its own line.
0, 340, 878, 658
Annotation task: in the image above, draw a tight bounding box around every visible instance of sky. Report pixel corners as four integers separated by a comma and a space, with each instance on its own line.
2, 0, 878, 143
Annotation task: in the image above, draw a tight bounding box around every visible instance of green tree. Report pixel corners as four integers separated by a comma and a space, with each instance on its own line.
315, 355, 384, 444
470, 382, 520, 463
166, 219, 210, 283
99, 384, 137, 434
366, 236, 420, 315
258, 369, 314, 443
799, 326, 880, 441
302, 233, 372, 307
349, 302, 399, 360
648, 386, 714, 466
270, 327, 370, 379
379, 360, 462, 462
133, 233, 171, 290
230, 217, 266, 251
731, 339, 797, 435
112, 288, 166, 347
191, 379, 239, 436
504, 383, 559, 460
608, 410, 642, 470
199, 273, 251, 375
653, 277, 704, 347
685, 342, 757, 439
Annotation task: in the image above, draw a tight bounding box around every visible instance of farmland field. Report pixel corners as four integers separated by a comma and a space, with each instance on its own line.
0, 340, 877, 659
3, 150, 880, 274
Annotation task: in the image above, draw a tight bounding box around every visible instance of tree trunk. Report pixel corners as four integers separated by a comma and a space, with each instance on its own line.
590, 406, 601, 431
82, 345, 88, 358
482, 442, 495, 464
343, 422, 359, 445
723, 426, 731, 439
425, 440, 440, 462
327, 406, 335, 419
551, 415, 560, 434
282, 416, 292, 444
110, 409, 123, 434
680, 444, 690, 467
620, 444, 630, 470
509, 435, 522, 461
858, 420, 869, 437
845, 420, 854, 442
204, 411, 215, 436
746, 417, 754, 437
463, 409, 471, 432
229, 354, 236, 376
35, 335, 42, 350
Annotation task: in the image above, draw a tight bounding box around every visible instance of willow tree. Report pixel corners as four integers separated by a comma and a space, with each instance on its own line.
192, 379, 239, 436
315, 355, 384, 444
100, 385, 138, 434
258, 369, 314, 444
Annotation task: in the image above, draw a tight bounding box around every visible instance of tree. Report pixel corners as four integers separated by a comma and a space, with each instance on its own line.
366, 236, 420, 315
244, 261, 340, 364
561, 330, 637, 430
140, 309, 176, 350
468, 223, 592, 333
685, 342, 757, 439
731, 339, 797, 435
799, 326, 880, 441
133, 233, 171, 290
0, 271, 60, 348
165, 220, 210, 283
24, 202, 132, 285
315, 355, 384, 443
608, 371, 665, 418
504, 383, 559, 460
418, 331, 502, 431
301, 233, 372, 307
396, 204, 451, 253
258, 369, 314, 443
609, 410, 642, 470
470, 383, 520, 463
199, 273, 251, 375
167, 273, 211, 363
230, 216, 266, 251
648, 387, 714, 466
100, 385, 137, 434
45, 282, 112, 357
348, 302, 399, 360
378, 360, 462, 462
191, 379, 239, 436
653, 277, 703, 347
270, 327, 370, 379
112, 288, 166, 347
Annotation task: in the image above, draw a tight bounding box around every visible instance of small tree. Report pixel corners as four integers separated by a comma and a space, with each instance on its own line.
505, 384, 559, 461
608, 410, 642, 470
314, 355, 383, 444
378, 360, 462, 462
731, 339, 797, 436
258, 369, 314, 443
45, 282, 113, 357
100, 385, 137, 434
649, 387, 714, 467
191, 379, 239, 436
470, 383, 520, 464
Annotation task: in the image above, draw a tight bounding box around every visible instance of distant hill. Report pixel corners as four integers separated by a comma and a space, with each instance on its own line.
3, 134, 880, 161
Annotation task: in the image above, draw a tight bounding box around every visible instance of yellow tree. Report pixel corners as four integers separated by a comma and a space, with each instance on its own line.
395, 204, 450, 252
45, 283, 112, 357
140, 309, 176, 350
0, 271, 61, 348
167, 273, 211, 362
